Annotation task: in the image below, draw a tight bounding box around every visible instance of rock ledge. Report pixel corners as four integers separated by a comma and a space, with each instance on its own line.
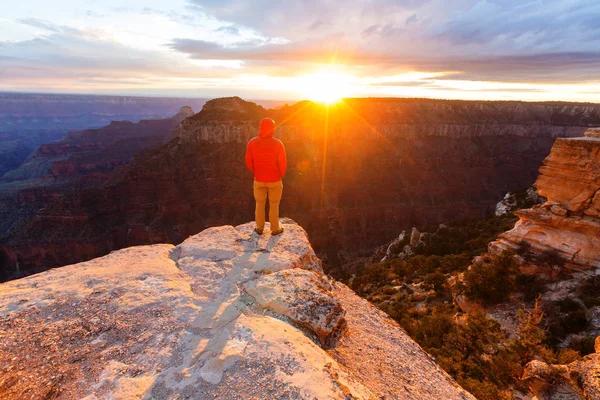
0, 219, 473, 399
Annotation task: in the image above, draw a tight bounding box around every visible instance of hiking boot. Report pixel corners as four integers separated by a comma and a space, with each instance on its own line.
271, 228, 284, 236
254, 228, 264, 235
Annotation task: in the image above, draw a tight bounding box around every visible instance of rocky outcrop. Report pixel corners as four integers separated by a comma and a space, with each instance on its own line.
491, 128, 600, 269
4, 97, 600, 280
522, 336, 600, 399
0, 219, 474, 399
495, 187, 543, 217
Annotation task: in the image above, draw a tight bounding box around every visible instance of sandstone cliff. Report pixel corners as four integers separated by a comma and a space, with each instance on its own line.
4, 97, 600, 280
490, 128, 600, 269
0, 219, 473, 400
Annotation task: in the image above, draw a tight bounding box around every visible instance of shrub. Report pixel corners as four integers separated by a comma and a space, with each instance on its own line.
568, 337, 596, 356
536, 249, 566, 267
415, 312, 455, 349
516, 274, 547, 302
562, 309, 588, 334
515, 240, 535, 262
556, 348, 581, 364
423, 271, 447, 294
578, 275, 600, 308
556, 298, 583, 313
463, 251, 520, 305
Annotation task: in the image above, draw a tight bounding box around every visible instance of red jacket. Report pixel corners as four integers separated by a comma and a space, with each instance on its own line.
245, 129, 287, 182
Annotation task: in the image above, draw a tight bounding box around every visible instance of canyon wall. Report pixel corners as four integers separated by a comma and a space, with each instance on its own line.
491, 128, 600, 268
2, 97, 600, 280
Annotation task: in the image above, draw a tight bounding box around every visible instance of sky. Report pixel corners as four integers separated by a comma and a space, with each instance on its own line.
1, 0, 600, 102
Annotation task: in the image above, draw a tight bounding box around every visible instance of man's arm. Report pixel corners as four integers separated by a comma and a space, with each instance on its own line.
278, 142, 287, 178
245, 142, 254, 173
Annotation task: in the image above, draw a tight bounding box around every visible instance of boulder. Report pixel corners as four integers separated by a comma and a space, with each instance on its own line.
0, 219, 474, 400
550, 204, 568, 216
243, 269, 346, 348
522, 360, 582, 399
410, 227, 421, 247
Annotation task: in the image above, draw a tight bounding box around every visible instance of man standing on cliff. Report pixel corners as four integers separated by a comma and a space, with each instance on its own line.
245, 117, 287, 235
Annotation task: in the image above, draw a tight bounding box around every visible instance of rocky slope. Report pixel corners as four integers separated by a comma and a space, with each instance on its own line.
490, 128, 600, 269
0, 219, 474, 400
4, 97, 600, 280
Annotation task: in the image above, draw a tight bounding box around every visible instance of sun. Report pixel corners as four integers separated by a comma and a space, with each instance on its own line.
296, 70, 354, 105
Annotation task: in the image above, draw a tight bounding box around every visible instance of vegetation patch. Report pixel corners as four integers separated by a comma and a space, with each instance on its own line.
345, 212, 599, 399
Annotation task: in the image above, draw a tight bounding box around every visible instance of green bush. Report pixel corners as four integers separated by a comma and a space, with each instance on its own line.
463, 251, 520, 305
423, 271, 447, 294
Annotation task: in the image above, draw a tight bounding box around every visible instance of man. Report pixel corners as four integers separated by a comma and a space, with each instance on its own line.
245, 117, 287, 235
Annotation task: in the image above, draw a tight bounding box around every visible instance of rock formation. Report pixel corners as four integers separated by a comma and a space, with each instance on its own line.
490, 128, 600, 269
4, 97, 600, 280
0, 219, 474, 399
522, 336, 600, 399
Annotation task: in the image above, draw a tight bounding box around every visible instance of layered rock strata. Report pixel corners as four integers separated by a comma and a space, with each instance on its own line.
490, 128, 600, 268
0, 219, 473, 399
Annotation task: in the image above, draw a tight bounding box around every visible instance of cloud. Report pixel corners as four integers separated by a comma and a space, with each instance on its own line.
3, 0, 600, 100
405, 13, 418, 26
17, 18, 61, 33
215, 25, 240, 35
174, 0, 600, 83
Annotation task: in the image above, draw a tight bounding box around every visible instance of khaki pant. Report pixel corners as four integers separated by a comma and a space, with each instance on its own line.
253, 180, 283, 231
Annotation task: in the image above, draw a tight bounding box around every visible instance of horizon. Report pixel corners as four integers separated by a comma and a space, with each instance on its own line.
3, 90, 600, 106
2, 0, 600, 102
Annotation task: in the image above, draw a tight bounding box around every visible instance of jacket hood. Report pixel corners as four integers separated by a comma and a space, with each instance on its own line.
259, 118, 275, 138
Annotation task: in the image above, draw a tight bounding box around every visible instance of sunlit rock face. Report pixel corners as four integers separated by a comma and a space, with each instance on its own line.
4, 97, 600, 280
490, 128, 600, 269
0, 219, 474, 400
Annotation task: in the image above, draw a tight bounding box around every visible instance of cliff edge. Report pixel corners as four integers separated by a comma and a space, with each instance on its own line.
491, 128, 600, 269
0, 219, 473, 399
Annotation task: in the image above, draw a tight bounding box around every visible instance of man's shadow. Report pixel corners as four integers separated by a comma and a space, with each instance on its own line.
145, 231, 283, 396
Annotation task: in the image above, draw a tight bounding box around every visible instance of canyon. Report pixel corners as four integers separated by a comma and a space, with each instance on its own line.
1, 106, 194, 185
3, 97, 600, 281
0, 93, 208, 176
341, 126, 600, 399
